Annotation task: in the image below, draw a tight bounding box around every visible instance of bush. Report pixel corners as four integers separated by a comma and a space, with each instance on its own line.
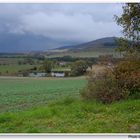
114, 57, 140, 97
81, 57, 140, 103
81, 68, 124, 103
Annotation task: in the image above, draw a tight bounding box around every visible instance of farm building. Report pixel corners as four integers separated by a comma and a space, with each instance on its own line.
51, 72, 65, 77
51, 69, 71, 77
29, 72, 47, 77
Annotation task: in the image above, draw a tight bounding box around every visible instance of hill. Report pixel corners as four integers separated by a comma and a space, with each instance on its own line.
0, 34, 119, 57
49, 37, 119, 58
57, 37, 118, 51
0, 32, 79, 53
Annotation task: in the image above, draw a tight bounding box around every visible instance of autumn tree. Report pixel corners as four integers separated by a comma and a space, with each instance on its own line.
80, 3, 140, 103
115, 3, 140, 54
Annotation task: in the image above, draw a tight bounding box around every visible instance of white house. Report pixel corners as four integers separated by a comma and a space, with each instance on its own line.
29, 72, 47, 77
51, 72, 65, 77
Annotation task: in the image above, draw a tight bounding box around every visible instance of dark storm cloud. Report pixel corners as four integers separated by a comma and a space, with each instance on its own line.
0, 3, 123, 42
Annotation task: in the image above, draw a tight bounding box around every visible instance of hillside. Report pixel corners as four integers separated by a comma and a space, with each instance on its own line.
49, 37, 119, 58
0, 35, 119, 57
57, 37, 118, 51
0, 32, 79, 53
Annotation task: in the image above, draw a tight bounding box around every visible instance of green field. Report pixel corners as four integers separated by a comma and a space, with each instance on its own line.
0, 77, 139, 133
0, 77, 86, 113
0, 58, 23, 65
0, 98, 139, 133
0, 64, 37, 75
47, 48, 121, 58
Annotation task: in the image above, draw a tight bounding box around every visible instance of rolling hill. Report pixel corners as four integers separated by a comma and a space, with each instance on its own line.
48, 37, 119, 58
57, 37, 118, 51
0, 34, 119, 57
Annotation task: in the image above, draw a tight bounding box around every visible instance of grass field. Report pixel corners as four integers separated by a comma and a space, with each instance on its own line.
0, 76, 139, 133
0, 98, 139, 133
0, 64, 37, 75
0, 77, 86, 113
0, 58, 23, 65
48, 48, 121, 58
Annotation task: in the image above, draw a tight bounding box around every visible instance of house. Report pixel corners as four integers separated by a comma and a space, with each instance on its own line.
51, 69, 71, 77
51, 72, 65, 77
29, 72, 47, 77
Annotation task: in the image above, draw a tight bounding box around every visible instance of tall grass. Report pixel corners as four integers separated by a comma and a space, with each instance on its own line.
0, 97, 139, 133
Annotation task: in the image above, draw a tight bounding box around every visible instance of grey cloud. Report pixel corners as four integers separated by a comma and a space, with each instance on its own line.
0, 3, 123, 43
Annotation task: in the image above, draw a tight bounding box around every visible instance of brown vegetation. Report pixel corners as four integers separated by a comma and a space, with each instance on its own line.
81, 57, 140, 103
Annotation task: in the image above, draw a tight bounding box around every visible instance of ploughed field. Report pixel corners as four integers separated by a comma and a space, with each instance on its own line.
0, 77, 86, 113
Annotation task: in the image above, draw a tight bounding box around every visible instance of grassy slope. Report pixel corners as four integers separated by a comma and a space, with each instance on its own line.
47, 48, 120, 58
0, 98, 139, 133
0, 77, 86, 113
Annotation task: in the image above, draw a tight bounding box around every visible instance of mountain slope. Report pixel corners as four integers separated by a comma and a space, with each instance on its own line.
57, 37, 118, 52
0, 32, 79, 53
49, 37, 119, 58
0, 33, 57, 53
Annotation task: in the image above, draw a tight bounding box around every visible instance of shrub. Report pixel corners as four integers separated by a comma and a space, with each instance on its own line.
81, 68, 124, 103
81, 57, 140, 103
113, 57, 140, 97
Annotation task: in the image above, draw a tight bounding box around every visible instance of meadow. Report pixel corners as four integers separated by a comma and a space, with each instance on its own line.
0, 57, 38, 75
47, 48, 120, 58
0, 58, 23, 65
0, 77, 139, 133
0, 98, 139, 133
0, 64, 37, 75
0, 77, 86, 113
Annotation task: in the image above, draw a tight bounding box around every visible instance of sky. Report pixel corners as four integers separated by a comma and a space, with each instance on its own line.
0, 3, 123, 52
